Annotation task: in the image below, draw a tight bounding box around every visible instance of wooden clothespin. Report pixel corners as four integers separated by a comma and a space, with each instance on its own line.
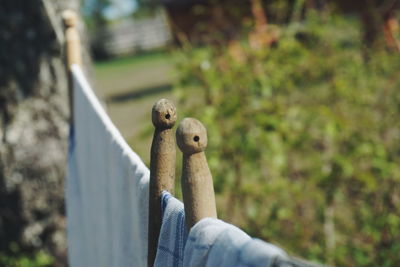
176, 118, 217, 228
62, 10, 82, 124
148, 99, 177, 266
62, 10, 82, 68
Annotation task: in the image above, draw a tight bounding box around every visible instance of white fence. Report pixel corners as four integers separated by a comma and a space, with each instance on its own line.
94, 12, 172, 57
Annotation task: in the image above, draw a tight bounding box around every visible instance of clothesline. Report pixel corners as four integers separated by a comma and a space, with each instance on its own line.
63, 9, 322, 267
67, 64, 291, 266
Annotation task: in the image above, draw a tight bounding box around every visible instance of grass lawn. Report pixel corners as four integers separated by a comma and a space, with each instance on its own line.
93, 51, 176, 165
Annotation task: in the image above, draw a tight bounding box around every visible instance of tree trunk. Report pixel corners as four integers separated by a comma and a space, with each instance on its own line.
0, 0, 85, 264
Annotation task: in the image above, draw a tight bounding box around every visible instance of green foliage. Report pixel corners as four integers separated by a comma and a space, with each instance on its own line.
174, 13, 400, 266
0, 244, 53, 267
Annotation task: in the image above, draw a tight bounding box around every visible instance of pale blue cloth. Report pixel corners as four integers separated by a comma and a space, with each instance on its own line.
156, 191, 289, 267
154, 191, 188, 267
185, 218, 289, 266
237, 239, 290, 267
67, 65, 150, 267
206, 222, 252, 266
183, 218, 228, 267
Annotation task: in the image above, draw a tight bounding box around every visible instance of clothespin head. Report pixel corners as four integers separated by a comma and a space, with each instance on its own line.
62, 9, 82, 68
152, 99, 177, 129
176, 118, 207, 155
62, 10, 78, 28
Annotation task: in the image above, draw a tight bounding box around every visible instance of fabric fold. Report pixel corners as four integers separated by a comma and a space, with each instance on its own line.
67, 65, 149, 267
154, 191, 188, 267
156, 191, 289, 267
184, 218, 289, 266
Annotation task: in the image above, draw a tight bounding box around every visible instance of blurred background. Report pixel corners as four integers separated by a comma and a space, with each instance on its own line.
0, 0, 399, 266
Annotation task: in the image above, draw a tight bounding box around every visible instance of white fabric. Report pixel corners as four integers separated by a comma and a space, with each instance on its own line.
66, 65, 150, 267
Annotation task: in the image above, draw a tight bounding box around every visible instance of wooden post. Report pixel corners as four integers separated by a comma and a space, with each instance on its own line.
63, 10, 82, 68
62, 10, 82, 125
176, 118, 217, 228
148, 99, 177, 267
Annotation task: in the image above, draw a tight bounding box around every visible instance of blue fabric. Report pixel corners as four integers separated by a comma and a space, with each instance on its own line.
206, 222, 252, 266
154, 191, 188, 267
184, 218, 289, 267
183, 218, 228, 267
156, 192, 289, 267
237, 239, 289, 267
68, 125, 75, 157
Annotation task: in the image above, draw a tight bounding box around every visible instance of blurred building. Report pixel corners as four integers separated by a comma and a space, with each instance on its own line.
92, 10, 172, 58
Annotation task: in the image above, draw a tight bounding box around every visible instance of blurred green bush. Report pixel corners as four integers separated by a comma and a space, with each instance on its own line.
0, 243, 53, 267
174, 12, 400, 266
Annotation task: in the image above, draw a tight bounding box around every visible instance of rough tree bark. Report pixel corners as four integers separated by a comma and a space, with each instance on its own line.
0, 0, 86, 264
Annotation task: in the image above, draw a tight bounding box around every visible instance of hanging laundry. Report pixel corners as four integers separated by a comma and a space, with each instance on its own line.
66, 65, 150, 267
155, 191, 290, 267
154, 191, 188, 267
185, 218, 289, 267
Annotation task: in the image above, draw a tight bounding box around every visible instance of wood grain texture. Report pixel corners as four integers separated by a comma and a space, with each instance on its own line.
148, 99, 177, 267
176, 118, 217, 229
